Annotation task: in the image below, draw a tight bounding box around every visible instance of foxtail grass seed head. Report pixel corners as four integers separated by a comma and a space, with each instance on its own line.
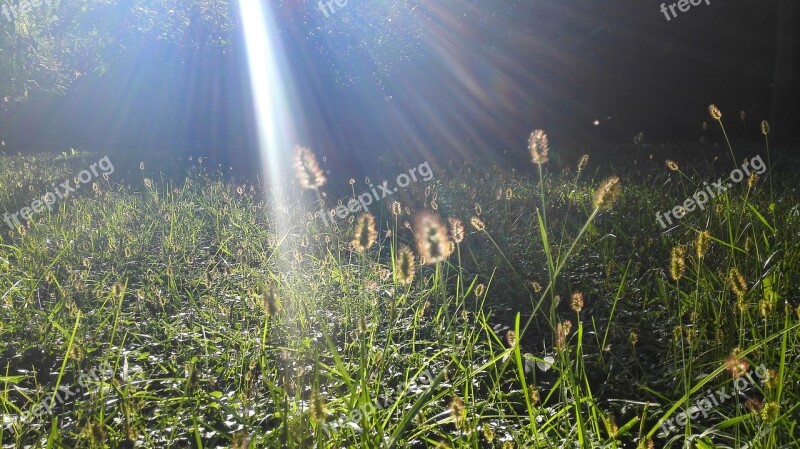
669, 245, 686, 281
309, 390, 328, 422
577, 154, 589, 173
729, 267, 748, 299
482, 423, 495, 443
637, 438, 655, 449
413, 211, 452, 264
761, 401, 779, 422
528, 129, 550, 165
231, 430, 250, 449
85, 422, 108, 446
765, 369, 778, 389
293, 145, 326, 189
475, 283, 486, 298
747, 173, 759, 189
745, 398, 763, 415
593, 177, 622, 210
395, 246, 416, 285
603, 413, 619, 438
505, 187, 513, 200
352, 213, 377, 253
695, 230, 711, 259
570, 291, 584, 313
449, 217, 465, 243
724, 351, 749, 379
761, 120, 770, 135
391, 201, 402, 216
665, 159, 679, 171
528, 385, 540, 405
112, 282, 125, 297
504, 330, 516, 347
449, 395, 466, 427
555, 320, 572, 351
529, 281, 542, 292
262, 284, 281, 317
470, 216, 485, 231
474, 203, 482, 215
758, 298, 774, 317
709, 104, 722, 120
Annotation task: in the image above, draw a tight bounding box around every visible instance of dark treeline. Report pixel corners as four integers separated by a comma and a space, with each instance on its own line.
0, 0, 797, 177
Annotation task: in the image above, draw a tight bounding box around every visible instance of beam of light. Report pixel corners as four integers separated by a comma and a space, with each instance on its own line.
238, 0, 302, 247
238, 0, 301, 206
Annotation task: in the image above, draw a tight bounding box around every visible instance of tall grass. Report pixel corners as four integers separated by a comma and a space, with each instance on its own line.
0, 111, 798, 448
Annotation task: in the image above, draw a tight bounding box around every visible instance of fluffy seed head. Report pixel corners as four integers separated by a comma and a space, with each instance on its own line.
709, 104, 723, 120
504, 330, 516, 347
593, 177, 622, 210
669, 245, 686, 281
352, 213, 377, 253
570, 291, 584, 313
729, 267, 748, 299
395, 246, 416, 285
449, 217, 465, 243
724, 350, 749, 379
528, 129, 550, 165
555, 320, 572, 351
695, 230, 711, 259
665, 159, 679, 171
262, 284, 282, 317
528, 385, 540, 405
309, 390, 328, 422
747, 173, 759, 189
577, 154, 589, 173
293, 145, 326, 189
470, 216, 485, 231
414, 211, 452, 264
761, 401, 779, 422
482, 423, 495, 443
449, 395, 466, 427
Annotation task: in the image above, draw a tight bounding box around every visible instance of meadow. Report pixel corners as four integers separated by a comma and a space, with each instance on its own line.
0, 117, 798, 448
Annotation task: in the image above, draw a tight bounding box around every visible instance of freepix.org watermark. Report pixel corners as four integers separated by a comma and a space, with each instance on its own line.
656, 155, 766, 229
317, 0, 349, 18
660, 0, 710, 22
659, 364, 769, 436
317, 161, 433, 228
4, 361, 112, 429
3, 155, 114, 230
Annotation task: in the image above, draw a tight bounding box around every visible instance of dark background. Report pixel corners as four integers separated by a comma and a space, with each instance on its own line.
1, 0, 798, 177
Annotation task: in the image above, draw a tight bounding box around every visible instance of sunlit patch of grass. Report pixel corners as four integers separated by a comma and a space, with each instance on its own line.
0, 124, 798, 447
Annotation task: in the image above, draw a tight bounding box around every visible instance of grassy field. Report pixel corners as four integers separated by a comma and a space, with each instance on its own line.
0, 132, 798, 448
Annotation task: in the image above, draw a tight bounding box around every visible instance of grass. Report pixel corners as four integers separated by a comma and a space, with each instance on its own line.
0, 124, 798, 448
